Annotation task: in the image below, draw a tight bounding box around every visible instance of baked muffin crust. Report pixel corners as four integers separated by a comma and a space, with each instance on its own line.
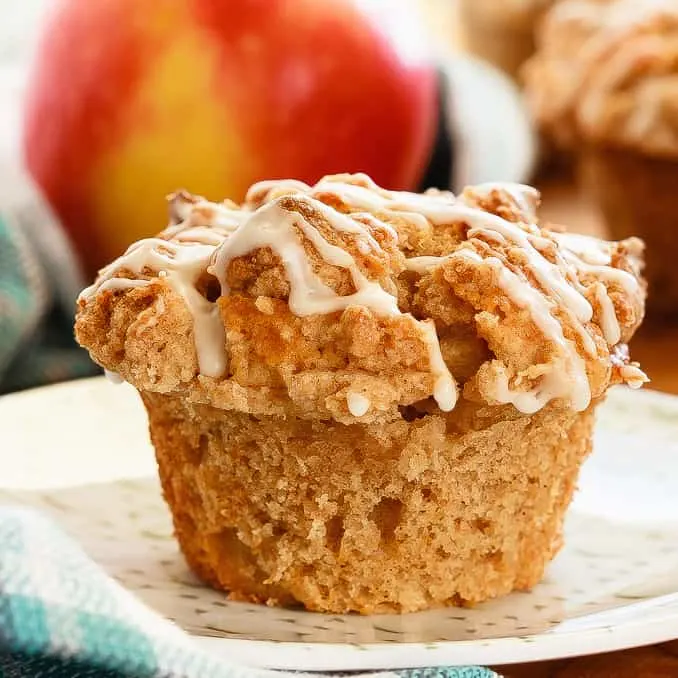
76, 173, 646, 423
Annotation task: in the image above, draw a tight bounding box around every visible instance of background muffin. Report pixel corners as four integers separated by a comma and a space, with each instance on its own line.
524, 0, 678, 319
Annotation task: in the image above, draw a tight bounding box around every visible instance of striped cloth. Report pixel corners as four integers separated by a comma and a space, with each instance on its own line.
0, 507, 497, 678
0, 186, 99, 394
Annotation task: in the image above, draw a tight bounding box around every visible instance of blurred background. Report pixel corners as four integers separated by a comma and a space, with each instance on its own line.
0, 0, 676, 395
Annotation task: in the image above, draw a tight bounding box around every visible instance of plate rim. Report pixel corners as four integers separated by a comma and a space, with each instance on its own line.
195, 608, 678, 670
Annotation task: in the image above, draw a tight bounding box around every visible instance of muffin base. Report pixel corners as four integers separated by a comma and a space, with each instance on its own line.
582, 147, 678, 320
143, 392, 596, 614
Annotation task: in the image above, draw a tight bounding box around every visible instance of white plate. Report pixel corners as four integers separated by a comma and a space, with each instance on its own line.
1, 378, 678, 671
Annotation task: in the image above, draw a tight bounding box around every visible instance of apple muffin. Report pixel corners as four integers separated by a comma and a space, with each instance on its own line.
524, 0, 678, 318
75, 173, 646, 614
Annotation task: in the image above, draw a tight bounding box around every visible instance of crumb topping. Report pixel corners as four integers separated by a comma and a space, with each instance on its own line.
76, 173, 647, 421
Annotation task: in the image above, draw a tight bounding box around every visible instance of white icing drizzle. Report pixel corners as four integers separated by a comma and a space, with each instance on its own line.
421, 320, 457, 412
237, 177, 646, 412
255, 178, 601, 346
79, 237, 227, 378
245, 179, 312, 203
552, 231, 640, 349
172, 227, 230, 247
454, 201, 594, 324
620, 364, 649, 389
404, 255, 451, 273
316, 179, 392, 211
456, 249, 591, 413
248, 174, 452, 233
168, 193, 245, 232
211, 197, 458, 411
562, 254, 638, 295
347, 392, 370, 417
94, 278, 151, 295
80, 174, 645, 415
212, 201, 401, 316
593, 282, 621, 347
104, 369, 124, 384
394, 195, 602, 368
550, 232, 611, 266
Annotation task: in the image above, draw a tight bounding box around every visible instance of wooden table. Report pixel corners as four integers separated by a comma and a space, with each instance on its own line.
499, 642, 678, 678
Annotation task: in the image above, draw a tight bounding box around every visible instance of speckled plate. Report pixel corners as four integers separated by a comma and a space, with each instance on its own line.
1, 378, 678, 670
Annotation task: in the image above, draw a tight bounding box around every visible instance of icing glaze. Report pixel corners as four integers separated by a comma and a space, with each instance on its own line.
455, 249, 591, 413
211, 197, 458, 412
79, 237, 227, 378
80, 175, 645, 414
347, 392, 371, 417
104, 369, 124, 384
593, 282, 621, 347
404, 255, 452, 273
619, 364, 649, 389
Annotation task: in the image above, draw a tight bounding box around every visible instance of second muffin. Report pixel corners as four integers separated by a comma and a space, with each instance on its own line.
525, 0, 678, 318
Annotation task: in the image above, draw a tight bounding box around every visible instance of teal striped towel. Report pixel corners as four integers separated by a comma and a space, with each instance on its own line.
0, 196, 98, 395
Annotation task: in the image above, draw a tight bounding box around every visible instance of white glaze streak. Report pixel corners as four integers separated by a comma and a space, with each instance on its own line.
212, 202, 402, 317
456, 249, 591, 413
620, 364, 649, 389
594, 282, 621, 346
212, 198, 458, 411
238, 178, 643, 411
347, 393, 370, 417
81, 176, 644, 413
104, 369, 124, 384
404, 256, 451, 273
421, 320, 457, 412
79, 238, 227, 378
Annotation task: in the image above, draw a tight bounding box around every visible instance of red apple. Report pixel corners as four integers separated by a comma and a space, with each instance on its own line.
23, 0, 437, 276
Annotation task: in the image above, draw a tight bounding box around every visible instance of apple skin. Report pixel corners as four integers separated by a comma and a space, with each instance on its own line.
23, 0, 437, 276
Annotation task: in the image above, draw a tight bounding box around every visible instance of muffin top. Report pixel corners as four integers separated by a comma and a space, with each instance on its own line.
524, 0, 678, 155
75, 173, 646, 423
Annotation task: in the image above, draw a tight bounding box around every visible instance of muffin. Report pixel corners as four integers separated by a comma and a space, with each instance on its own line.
524, 0, 678, 318
75, 173, 646, 614
458, 0, 556, 80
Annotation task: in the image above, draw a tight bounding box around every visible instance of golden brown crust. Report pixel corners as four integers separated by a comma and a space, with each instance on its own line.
145, 390, 596, 614
75, 176, 646, 423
